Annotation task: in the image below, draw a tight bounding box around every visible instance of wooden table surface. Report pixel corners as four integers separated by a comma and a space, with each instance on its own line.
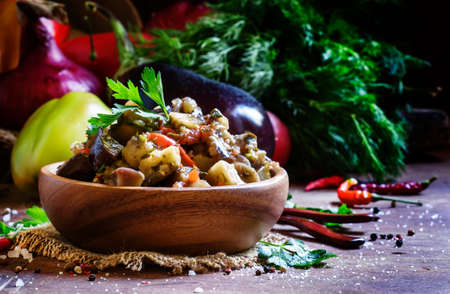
1, 152, 449, 293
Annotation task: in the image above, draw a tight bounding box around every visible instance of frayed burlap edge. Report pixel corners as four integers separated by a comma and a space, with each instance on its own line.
14, 224, 289, 274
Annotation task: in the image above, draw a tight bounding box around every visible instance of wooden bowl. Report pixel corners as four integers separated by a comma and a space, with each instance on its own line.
39, 162, 289, 255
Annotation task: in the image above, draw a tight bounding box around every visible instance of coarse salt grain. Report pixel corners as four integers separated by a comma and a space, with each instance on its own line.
16, 279, 25, 287
193, 287, 204, 293
3, 214, 11, 222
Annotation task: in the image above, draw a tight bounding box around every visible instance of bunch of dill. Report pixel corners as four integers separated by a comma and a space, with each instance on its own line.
146, 0, 428, 181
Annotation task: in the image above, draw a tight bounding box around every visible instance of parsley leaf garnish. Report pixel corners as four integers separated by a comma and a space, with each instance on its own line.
0, 206, 50, 238
140, 67, 169, 118
88, 67, 169, 135
258, 239, 336, 269
106, 78, 142, 107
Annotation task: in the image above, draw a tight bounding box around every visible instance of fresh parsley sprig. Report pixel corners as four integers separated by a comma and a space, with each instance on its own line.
88, 67, 169, 135
258, 238, 336, 269
140, 67, 169, 118
106, 79, 142, 107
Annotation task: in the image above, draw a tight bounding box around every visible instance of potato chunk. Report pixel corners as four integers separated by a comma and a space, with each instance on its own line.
169, 112, 204, 129
189, 179, 211, 188
206, 160, 245, 186
139, 146, 181, 184
122, 135, 154, 168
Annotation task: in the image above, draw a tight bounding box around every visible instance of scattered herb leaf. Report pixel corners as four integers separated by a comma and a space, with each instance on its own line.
258, 239, 336, 269
0, 206, 50, 238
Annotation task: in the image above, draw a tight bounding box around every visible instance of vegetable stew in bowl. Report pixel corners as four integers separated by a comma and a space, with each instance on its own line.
57, 67, 279, 188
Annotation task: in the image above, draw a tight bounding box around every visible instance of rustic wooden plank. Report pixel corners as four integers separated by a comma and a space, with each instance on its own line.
1, 152, 449, 293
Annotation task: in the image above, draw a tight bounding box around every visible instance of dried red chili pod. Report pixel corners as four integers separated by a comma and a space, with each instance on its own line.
350, 177, 436, 195
304, 176, 345, 191
338, 179, 422, 207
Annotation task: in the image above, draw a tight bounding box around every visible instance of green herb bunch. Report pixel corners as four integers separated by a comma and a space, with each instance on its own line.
146, 0, 429, 181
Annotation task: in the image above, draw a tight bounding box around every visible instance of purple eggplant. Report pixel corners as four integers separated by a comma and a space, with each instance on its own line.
89, 128, 123, 171
120, 62, 275, 157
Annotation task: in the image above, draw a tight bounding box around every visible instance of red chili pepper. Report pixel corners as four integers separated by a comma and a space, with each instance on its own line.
0, 237, 12, 251
147, 133, 195, 167
338, 179, 422, 207
304, 176, 345, 191
350, 177, 437, 195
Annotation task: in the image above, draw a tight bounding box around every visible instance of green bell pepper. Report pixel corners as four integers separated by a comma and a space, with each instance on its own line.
11, 91, 110, 193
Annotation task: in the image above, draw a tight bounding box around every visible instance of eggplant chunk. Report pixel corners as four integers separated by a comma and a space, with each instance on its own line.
139, 146, 181, 185
207, 136, 230, 159
206, 160, 245, 186
233, 162, 260, 183
192, 153, 216, 172
56, 153, 95, 182
111, 167, 145, 186
89, 129, 123, 171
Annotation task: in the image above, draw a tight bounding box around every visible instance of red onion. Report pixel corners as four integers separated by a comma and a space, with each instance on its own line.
0, 16, 103, 130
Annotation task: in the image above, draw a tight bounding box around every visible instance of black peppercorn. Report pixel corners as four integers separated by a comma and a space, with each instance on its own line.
34, 268, 41, 274
395, 239, 403, 248
370, 233, 377, 241
255, 269, 262, 276
372, 207, 380, 214
387, 234, 393, 240
396, 234, 402, 240
407, 230, 415, 236
88, 274, 96, 281
14, 265, 23, 273
380, 234, 386, 239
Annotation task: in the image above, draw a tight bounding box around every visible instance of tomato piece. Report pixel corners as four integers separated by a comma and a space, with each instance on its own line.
178, 145, 195, 167
148, 132, 176, 148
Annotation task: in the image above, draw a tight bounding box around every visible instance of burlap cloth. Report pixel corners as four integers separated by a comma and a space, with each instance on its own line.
14, 224, 288, 274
